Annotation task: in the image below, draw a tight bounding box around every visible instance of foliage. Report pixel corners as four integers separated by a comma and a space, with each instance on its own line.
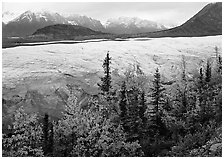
2, 106, 44, 157
3, 48, 222, 157
53, 92, 144, 157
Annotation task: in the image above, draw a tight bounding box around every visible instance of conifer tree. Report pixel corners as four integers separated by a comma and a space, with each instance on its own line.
98, 51, 112, 94
43, 113, 49, 156
198, 68, 204, 109
126, 87, 142, 141
196, 67, 208, 123
215, 46, 222, 74
181, 55, 187, 82
149, 68, 166, 144
163, 96, 172, 112
119, 81, 127, 119
205, 59, 211, 83
180, 55, 187, 114
151, 68, 165, 124
119, 81, 129, 133
48, 123, 54, 156
218, 55, 222, 74
139, 91, 147, 125
42, 113, 54, 156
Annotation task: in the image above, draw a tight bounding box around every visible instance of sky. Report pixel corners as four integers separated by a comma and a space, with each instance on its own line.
2, 2, 209, 27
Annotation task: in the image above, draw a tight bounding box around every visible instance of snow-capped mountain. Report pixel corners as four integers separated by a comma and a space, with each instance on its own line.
105, 17, 167, 34
66, 14, 105, 32
3, 10, 168, 37
2, 11, 17, 24
3, 10, 68, 37
2, 11, 105, 37
13, 10, 67, 24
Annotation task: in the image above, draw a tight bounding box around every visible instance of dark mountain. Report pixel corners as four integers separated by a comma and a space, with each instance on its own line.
32, 24, 106, 39
142, 2, 222, 37
105, 17, 167, 34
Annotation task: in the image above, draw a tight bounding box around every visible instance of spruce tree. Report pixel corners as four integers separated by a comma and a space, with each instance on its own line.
138, 91, 148, 138
181, 55, 187, 114
119, 81, 127, 118
48, 123, 54, 156
205, 59, 211, 83
214, 47, 222, 74
163, 96, 172, 112
149, 68, 167, 146
198, 68, 204, 109
218, 55, 222, 74
98, 51, 112, 94
42, 113, 54, 156
126, 87, 142, 141
196, 67, 207, 123
43, 113, 49, 156
139, 91, 147, 125
151, 68, 165, 124
181, 55, 187, 82
119, 81, 128, 132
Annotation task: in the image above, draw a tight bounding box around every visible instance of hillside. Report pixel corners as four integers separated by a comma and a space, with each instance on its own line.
32, 24, 107, 39
140, 2, 222, 37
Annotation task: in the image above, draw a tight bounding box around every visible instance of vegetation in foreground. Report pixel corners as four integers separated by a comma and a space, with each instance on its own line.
2, 48, 222, 157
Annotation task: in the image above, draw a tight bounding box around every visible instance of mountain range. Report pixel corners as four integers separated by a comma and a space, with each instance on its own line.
2, 10, 167, 37
2, 2, 222, 38
105, 17, 167, 34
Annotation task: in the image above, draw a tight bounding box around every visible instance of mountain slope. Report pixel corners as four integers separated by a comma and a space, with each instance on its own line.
105, 17, 167, 34
143, 2, 222, 37
32, 24, 106, 39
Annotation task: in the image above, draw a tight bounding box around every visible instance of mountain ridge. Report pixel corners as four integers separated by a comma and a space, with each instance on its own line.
105, 17, 167, 34
3, 10, 169, 37
2, 2, 222, 38
32, 24, 107, 39
140, 2, 222, 37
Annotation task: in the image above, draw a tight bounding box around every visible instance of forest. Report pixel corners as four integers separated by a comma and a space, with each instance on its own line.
2, 48, 222, 157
